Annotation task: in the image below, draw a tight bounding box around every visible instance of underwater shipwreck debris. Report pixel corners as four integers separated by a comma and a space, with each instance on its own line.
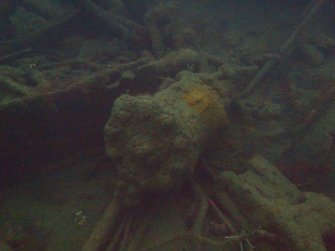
1, 1, 335, 250
0, 48, 219, 188
82, 71, 229, 251
219, 155, 335, 251
0, 0, 147, 58
240, 0, 326, 98
85, 66, 335, 250
82, 0, 148, 43
0, 8, 79, 57
82, 151, 335, 251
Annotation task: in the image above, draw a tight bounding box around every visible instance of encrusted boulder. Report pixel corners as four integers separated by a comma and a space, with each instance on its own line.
104, 71, 229, 205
